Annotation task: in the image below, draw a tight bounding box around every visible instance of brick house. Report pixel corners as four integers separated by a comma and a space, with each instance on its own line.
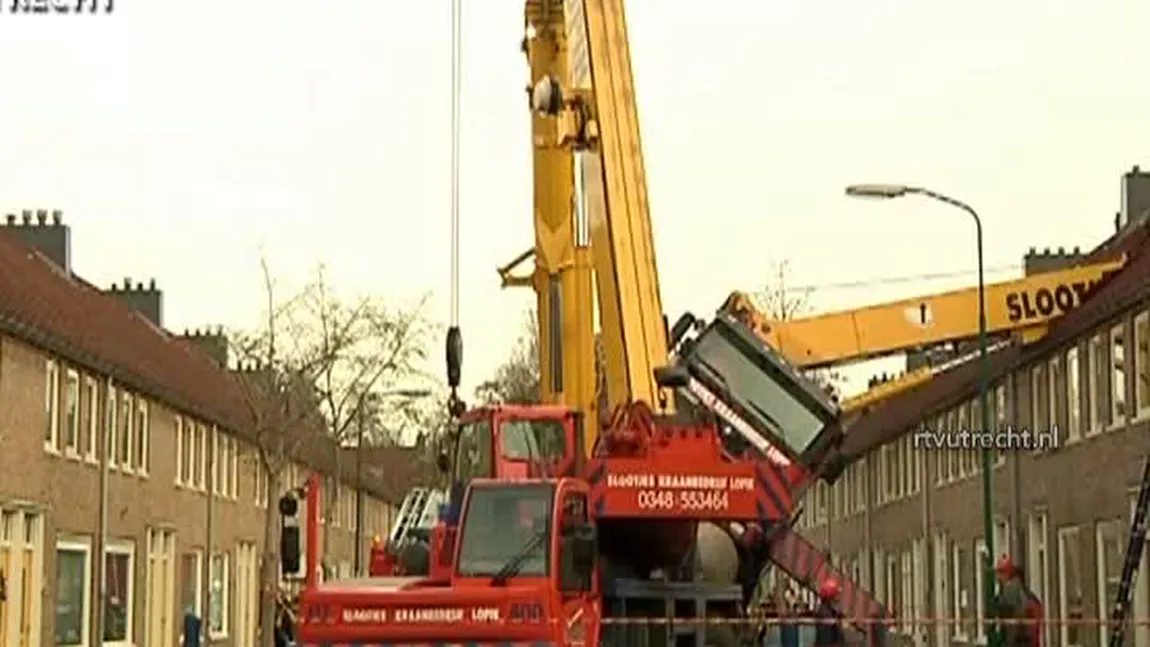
794, 167, 1150, 647
0, 210, 417, 647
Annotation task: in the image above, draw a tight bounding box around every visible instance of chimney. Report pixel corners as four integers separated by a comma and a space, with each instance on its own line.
179, 327, 230, 368
6, 208, 72, 272
102, 278, 164, 327
1122, 165, 1150, 230
51, 209, 61, 225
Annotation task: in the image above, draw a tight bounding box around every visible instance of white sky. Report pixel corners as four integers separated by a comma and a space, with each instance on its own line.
2, 0, 1148, 401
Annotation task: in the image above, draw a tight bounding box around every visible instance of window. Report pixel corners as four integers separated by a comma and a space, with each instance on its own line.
1088, 335, 1104, 434
84, 378, 99, 462
974, 538, 989, 642
1031, 364, 1047, 431
1136, 311, 1150, 417
457, 484, 553, 578
104, 540, 135, 645
254, 453, 269, 508
209, 551, 230, 638
134, 399, 149, 474
62, 369, 80, 455
106, 386, 118, 468
959, 403, 976, 477
1057, 526, 1087, 647
174, 418, 184, 486
1067, 348, 1082, 443
952, 543, 970, 640
197, 425, 208, 490
180, 550, 203, 642
119, 393, 133, 469
56, 537, 92, 647
1096, 520, 1123, 646
1027, 513, 1050, 630
934, 535, 951, 647
226, 436, 239, 499
1048, 356, 1060, 433
181, 419, 195, 486
1111, 324, 1127, 427
45, 359, 60, 451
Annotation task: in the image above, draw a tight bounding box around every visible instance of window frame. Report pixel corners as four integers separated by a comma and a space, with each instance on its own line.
1136, 310, 1150, 419
197, 425, 208, 491
62, 369, 81, 457
174, 417, 185, 487
55, 536, 93, 647
993, 384, 1008, 468
179, 549, 204, 644
1111, 324, 1127, 429
951, 542, 969, 641
1096, 519, 1123, 647
1066, 347, 1082, 443
106, 386, 118, 468
1027, 513, 1050, 629
974, 537, 989, 643
103, 539, 136, 647
1047, 355, 1060, 435
84, 377, 99, 463
209, 551, 231, 639
1087, 334, 1104, 436
45, 359, 60, 453
119, 393, 134, 473
134, 399, 149, 475
1057, 525, 1085, 647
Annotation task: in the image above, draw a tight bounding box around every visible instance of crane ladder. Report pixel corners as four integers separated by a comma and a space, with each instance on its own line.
1107, 455, 1150, 647
389, 487, 431, 545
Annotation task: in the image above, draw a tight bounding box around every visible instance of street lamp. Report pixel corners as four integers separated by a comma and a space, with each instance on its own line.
846, 183, 999, 647
353, 387, 433, 574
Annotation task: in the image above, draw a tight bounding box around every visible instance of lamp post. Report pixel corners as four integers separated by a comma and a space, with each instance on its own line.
846, 183, 998, 647
353, 388, 432, 575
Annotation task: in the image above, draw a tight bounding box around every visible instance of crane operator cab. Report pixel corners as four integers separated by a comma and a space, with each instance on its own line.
445, 404, 583, 483
661, 312, 848, 487
447, 479, 600, 645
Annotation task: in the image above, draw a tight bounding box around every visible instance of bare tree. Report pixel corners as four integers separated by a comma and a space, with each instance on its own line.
475, 308, 609, 408
753, 260, 845, 400
229, 259, 430, 647
474, 309, 541, 405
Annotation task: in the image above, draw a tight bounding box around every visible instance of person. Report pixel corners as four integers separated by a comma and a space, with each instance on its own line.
994, 555, 1042, 647
813, 579, 845, 647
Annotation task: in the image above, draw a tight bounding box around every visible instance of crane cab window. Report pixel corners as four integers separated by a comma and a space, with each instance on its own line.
455, 418, 494, 480
685, 317, 837, 460
500, 418, 567, 462
456, 484, 554, 578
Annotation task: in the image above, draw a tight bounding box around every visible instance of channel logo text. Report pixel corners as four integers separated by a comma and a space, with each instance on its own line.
3, 0, 113, 14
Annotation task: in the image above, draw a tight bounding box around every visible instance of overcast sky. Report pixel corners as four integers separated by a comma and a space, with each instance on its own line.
2, 0, 1148, 402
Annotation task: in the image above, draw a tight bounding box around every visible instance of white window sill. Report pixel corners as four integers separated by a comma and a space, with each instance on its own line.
44, 443, 60, 455
209, 631, 229, 641
85, 455, 99, 466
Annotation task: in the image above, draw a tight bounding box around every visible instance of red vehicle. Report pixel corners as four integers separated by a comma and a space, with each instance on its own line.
286, 315, 891, 646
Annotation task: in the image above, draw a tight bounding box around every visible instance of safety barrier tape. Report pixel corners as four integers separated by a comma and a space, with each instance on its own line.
499, 616, 1150, 627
